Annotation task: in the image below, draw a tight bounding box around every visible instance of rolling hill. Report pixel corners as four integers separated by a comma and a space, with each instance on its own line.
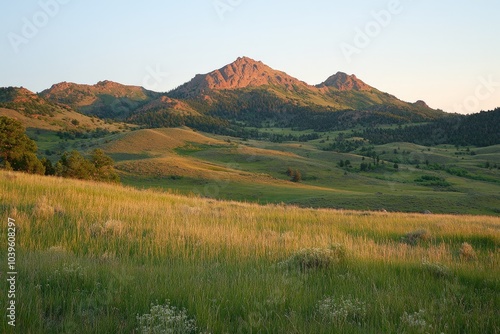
0, 87, 126, 132
39, 80, 160, 119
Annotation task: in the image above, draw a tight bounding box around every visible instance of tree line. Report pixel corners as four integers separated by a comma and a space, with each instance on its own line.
357, 108, 500, 147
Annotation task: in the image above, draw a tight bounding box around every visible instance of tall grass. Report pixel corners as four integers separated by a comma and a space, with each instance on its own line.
1, 171, 499, 333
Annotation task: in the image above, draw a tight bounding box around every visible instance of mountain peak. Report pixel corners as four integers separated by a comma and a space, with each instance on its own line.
0, 86, 41, 104
412, 100, 430, 109
234, 56, 261, 64
170, 57, 308, 98
318, 72, 372, 91
96, 80, 118, 87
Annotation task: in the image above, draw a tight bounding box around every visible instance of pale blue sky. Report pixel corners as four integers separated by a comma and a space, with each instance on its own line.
1, 0, 499, 114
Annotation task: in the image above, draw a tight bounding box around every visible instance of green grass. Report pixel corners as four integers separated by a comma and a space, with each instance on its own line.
108, 128, 500, 215
28, 127, 500, 216
1, 171, 499, 333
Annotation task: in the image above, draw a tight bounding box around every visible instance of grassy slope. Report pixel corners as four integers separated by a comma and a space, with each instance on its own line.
0, 107, 129, 132
83, 127, 500, 215
27, 124, 500, 215
0, 171, 499, 333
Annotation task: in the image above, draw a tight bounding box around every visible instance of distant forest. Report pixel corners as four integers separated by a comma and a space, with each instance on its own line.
357, 108, 500, 147
129, 104, 499, 147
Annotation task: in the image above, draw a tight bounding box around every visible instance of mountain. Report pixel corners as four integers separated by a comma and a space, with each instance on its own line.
171, 56, 310, 98
0, 86, 61, 116
168, 57, 444, 127
0, 86, 125, 132
6, 56, 447, 132
40, 81, 160, 119
135, 96, 200, 116
316, 72, 372, 91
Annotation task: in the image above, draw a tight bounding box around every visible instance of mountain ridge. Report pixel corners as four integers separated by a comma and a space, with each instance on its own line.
168, 57, 438, 115
39, 81, 160, 119
5, 56, 448, 130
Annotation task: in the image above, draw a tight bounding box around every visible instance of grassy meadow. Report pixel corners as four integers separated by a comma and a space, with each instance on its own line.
1, 171, 499, 333
29, 126, 500, 215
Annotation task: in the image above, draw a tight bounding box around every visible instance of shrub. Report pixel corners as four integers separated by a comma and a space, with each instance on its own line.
280, 244, 346, 271
136, 301, 198, 334
401, 229, 431, 246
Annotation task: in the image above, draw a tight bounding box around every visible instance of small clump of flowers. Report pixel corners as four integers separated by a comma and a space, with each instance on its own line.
317, 295, 366, 325
400, 309, 434, 333
136, 301, 198, 334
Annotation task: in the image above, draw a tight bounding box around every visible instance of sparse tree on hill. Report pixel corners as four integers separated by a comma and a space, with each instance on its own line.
291, 169, 302, 183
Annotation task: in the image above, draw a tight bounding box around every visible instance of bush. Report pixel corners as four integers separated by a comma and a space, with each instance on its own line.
401, 229, 431, 246
280, 244, 346, 271
56, 149, 119, 183
414, 175, 451, 188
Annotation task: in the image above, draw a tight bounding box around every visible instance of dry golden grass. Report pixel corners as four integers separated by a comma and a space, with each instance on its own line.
2, 171, 499, 268
2, 171, 499, 333
103, 128, 227, 154
0, 107, 127, 131
232, 144, 303, 158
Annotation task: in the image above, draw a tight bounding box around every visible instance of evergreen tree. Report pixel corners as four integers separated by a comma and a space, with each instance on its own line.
41, 158, 55, 176
59, 150, 95, 180
0, 116, 44, 174
12, 152, 45, 175
90, 149, 120, 183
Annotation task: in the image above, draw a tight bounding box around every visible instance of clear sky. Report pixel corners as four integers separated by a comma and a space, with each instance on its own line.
1, 0, 499, 114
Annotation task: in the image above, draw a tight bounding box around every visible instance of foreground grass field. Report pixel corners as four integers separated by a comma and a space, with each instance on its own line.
1, 171, 499, 333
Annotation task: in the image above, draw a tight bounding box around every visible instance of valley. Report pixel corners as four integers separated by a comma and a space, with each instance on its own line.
29, 125, 500, 215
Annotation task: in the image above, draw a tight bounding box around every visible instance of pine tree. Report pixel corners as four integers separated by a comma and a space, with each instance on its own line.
0, 116, 44, 174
